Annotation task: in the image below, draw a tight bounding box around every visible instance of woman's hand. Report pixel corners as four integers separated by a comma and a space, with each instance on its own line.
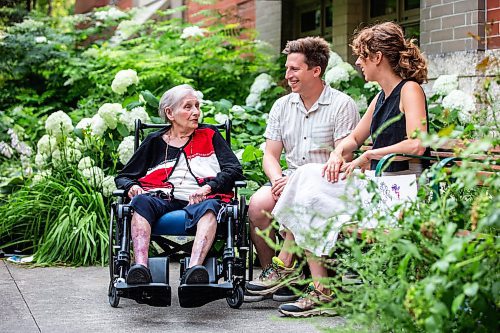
271, 176, 288, 201
341, 152, 371, 180
128, 185, 145, 199
188, 184, 211, 205
322, 151, 345, 183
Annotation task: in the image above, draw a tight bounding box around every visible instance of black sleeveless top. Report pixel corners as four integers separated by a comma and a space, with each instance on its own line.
370, 79, 430, 172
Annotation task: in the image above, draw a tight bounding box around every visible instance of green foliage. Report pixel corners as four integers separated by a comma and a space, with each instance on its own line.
0, 165, 110, 265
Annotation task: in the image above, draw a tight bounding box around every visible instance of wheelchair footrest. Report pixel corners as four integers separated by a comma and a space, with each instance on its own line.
116, 281, 171, 307
178, 282, 234, 308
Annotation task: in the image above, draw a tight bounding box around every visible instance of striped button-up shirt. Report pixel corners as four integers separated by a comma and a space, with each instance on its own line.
264, 84, 360, 173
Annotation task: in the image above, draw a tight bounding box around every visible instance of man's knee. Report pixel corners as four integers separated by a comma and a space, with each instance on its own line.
248, 187, 275, 227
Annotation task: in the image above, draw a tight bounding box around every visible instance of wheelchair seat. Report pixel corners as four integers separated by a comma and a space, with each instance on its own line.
152, 210, 190, 236
108, 119, 250, 310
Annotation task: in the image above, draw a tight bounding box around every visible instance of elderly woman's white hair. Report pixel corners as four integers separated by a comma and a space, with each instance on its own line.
158, 84, 198, 121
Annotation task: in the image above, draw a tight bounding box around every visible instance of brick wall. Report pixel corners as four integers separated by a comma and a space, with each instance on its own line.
186, 0, 255, 28
487, 0, 500, 48
420, 0, 486, 55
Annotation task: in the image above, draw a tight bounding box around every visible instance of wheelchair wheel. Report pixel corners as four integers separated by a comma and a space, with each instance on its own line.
108, 280, 120, 308
226, 285, 244, 309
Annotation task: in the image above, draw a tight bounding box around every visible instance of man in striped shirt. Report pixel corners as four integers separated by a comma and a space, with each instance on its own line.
245, 37, 360, 302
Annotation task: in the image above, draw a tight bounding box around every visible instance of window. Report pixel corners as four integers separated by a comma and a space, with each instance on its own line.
296, 0, 332, 41
368, 0, 420, 39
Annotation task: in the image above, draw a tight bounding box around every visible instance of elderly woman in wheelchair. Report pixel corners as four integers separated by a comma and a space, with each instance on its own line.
111, 84, 245, 308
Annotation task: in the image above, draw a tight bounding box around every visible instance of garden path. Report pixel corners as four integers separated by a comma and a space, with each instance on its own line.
0, 260, 344, 333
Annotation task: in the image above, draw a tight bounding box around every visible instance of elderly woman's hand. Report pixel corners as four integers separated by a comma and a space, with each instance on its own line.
188, 184, 212, 205
322, 151, 345, 183
128, 185, 145, 199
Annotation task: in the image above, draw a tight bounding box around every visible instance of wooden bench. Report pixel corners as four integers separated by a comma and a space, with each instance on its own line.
361, 139, 500, 190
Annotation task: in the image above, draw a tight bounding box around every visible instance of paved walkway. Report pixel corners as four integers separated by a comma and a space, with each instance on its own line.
0, 260, 344, 333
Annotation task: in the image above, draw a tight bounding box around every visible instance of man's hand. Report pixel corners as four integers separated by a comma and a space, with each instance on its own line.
271, 176, 288, 201
322, 151, 345, 183
188, 184, 211, 205
128, 185, 145, 199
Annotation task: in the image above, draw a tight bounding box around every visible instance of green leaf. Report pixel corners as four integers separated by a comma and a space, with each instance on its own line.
117, 123, 130, 137
463, 282, 478, 297
141, 90, 160, 109
125, 101, 143, 110
451, 293, 465, 314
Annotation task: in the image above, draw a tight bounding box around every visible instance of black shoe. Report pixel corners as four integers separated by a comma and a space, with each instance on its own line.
181, 265, 209, 285
126, 264, 152, 285
272, 285, 303, 302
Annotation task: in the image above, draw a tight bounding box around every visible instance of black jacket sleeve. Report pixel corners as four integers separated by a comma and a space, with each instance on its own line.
114, 133, 156, 192
205, 127, 244, 193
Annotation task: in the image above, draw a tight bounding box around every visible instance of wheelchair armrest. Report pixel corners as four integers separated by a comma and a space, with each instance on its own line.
113, 189, 127, 197
234, 181, 246, 188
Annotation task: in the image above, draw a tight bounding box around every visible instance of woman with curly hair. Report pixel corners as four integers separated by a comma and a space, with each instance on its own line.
273, 21, 430, 317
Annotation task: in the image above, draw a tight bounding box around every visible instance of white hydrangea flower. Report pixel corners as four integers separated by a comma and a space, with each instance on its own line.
119, 106, 150, 131
94, 7, 127, 21
37, 135, 57, 155
245, 93, 260, 108
354, 95, 368, 112
214, 113, 229, 124
442, 89, 476, 123
82, 166, 105, 188
338, 62, 357, 76
432, 74, 459, 97
111, 69, 139, 95
325, 66, 350, 86
90, 114, 108, 136
117, 136, 135, 165
66, 137, 82, 150
34, 153, 48, 168
0, 141, 13, 158
14, 18, 44, 30
102, 175, 117, 197
21, 155, 32, 176
250, 73, 274, 95
231, 105, 245, 113
52, 147, 81, 164
45, 111, 73, 138
32, 170, 52, 185
98, 103, 123, 130
76, 118, 92, 131
180, 26, 206, 39
78, 157, 95, 171
364, 81, 381, 92
35, 36, 47, 43
326, 51, 343, 71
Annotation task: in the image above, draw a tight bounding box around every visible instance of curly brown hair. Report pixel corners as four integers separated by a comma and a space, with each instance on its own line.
351, 22, 428, 84
282, 36, 331, 76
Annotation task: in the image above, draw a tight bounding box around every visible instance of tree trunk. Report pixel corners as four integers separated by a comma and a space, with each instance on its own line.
47, 0, 52, 16
26, 0, 31, 11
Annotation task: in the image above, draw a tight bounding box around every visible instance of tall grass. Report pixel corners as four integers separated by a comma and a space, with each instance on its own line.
0, 165, 109, 265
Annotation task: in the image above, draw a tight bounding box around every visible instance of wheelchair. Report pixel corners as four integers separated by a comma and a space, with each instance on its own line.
108, 119, 250, 309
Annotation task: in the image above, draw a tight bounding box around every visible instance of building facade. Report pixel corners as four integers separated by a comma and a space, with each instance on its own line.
179, 0, 499, 94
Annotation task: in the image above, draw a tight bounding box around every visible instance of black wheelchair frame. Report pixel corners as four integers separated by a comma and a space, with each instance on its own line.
108, 119, 250, 308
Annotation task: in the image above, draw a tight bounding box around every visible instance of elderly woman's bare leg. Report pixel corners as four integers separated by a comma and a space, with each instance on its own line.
131, 212, 151, 267
189, 211, 217, 267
